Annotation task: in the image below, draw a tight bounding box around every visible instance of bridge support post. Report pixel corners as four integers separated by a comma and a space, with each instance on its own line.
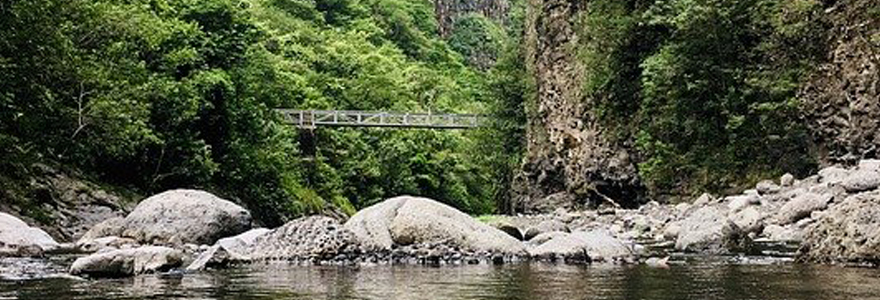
298, 128, 317, 157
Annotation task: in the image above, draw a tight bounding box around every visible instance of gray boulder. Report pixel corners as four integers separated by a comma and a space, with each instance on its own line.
756, 180, 782, 194
858, 159, 880, 172
526, 231, 570, 247
77, 217, 125, 244
762, 224, 803, 242
675, 206, 747, 253
780, 173, 795, 187
818, 166, 851, 184
529, 230, 634, 262
120, 189, 252, 245
217, 228, 270, 256
69, 246, 183, 277
345, 196, 526, 254
0, 212, 59, 256
75, 236, 138, 253
726, 194, 759, 212
839, 171, 880, 193
523, 219, 568, 241
186, 245, 234, 271
730, 207, 763, 235
798, 191, 880, 265
693, 193, 714, 207
774, 192, 830, 225
662, 221, 683, 240
245, 216, 358, 260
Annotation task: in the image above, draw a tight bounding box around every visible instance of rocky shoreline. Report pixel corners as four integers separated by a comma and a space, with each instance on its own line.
4, 160, 880, 278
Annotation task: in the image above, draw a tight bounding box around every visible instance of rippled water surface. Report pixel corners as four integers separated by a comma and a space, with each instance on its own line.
4, 257, 880, 300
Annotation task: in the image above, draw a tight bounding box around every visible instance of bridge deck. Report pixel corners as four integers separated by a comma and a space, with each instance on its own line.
277, 109, 484, 129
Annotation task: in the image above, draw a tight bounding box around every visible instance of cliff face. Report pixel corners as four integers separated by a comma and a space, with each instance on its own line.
801, 0, 880, 165
513, 0, 643, 213
434, 0, 510, 37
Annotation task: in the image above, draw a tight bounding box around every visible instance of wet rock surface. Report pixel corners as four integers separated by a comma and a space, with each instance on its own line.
69, 246, 183, 277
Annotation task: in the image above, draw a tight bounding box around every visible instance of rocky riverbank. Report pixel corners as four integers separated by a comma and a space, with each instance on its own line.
5, 160, 880, 278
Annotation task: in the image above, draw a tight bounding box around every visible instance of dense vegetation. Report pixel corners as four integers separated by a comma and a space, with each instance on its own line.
572, 0, 828, 197
0, 0, 852, 223
0, 0, 524, 225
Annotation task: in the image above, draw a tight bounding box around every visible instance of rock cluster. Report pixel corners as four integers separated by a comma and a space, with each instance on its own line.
13, 159, 880, 280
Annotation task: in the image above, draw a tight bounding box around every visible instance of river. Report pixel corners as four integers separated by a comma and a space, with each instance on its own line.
3, 255, 880, 300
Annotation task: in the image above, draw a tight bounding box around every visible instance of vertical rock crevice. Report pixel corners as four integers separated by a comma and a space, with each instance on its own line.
514, 0, 644, 213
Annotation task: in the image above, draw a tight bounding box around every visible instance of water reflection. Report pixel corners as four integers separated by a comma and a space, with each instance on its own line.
3, 258, 880, 300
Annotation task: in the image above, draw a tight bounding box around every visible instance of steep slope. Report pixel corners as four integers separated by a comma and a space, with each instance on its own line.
801, 0, 880, 164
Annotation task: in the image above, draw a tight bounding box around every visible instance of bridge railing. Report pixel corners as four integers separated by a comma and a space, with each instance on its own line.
277, 109, 485, 129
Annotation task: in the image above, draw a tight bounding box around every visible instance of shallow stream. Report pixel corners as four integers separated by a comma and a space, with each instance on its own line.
3, 255, 880, 300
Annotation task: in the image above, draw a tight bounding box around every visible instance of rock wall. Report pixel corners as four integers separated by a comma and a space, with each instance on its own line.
513, 0, 643, 212
434, 0, 509, 37
800, 0, 880, 165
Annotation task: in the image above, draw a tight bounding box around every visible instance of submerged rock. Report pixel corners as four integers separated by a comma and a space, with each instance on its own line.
0, 213, 59, 256
120, 189, 252, 246
798, 191, 880, 265
69, 246, 183, 277
345, 196, 526, 254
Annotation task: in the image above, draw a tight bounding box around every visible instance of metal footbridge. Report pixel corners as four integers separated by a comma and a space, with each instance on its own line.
277, 109, 485, 129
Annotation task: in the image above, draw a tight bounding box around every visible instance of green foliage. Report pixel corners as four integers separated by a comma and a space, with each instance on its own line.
574, 0, 824, 196
448, 13, 508, 70
0, 0, 517, 223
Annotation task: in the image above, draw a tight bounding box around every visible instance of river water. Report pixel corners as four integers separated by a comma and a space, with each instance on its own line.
3, 256, 880, 300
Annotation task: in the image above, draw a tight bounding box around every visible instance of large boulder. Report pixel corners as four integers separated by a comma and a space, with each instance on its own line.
0, 213, 59, 256
798, 191, 880, 265
69, 246, 183, 277
730, 207, 763, 235
528, 230, 634, 262
120, 190, 252, 245
345, 196, 526, 254
773, 192, 830, 225
244, 216, 358, 261
839, 170, 880, 193
675, 206, 747, 253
